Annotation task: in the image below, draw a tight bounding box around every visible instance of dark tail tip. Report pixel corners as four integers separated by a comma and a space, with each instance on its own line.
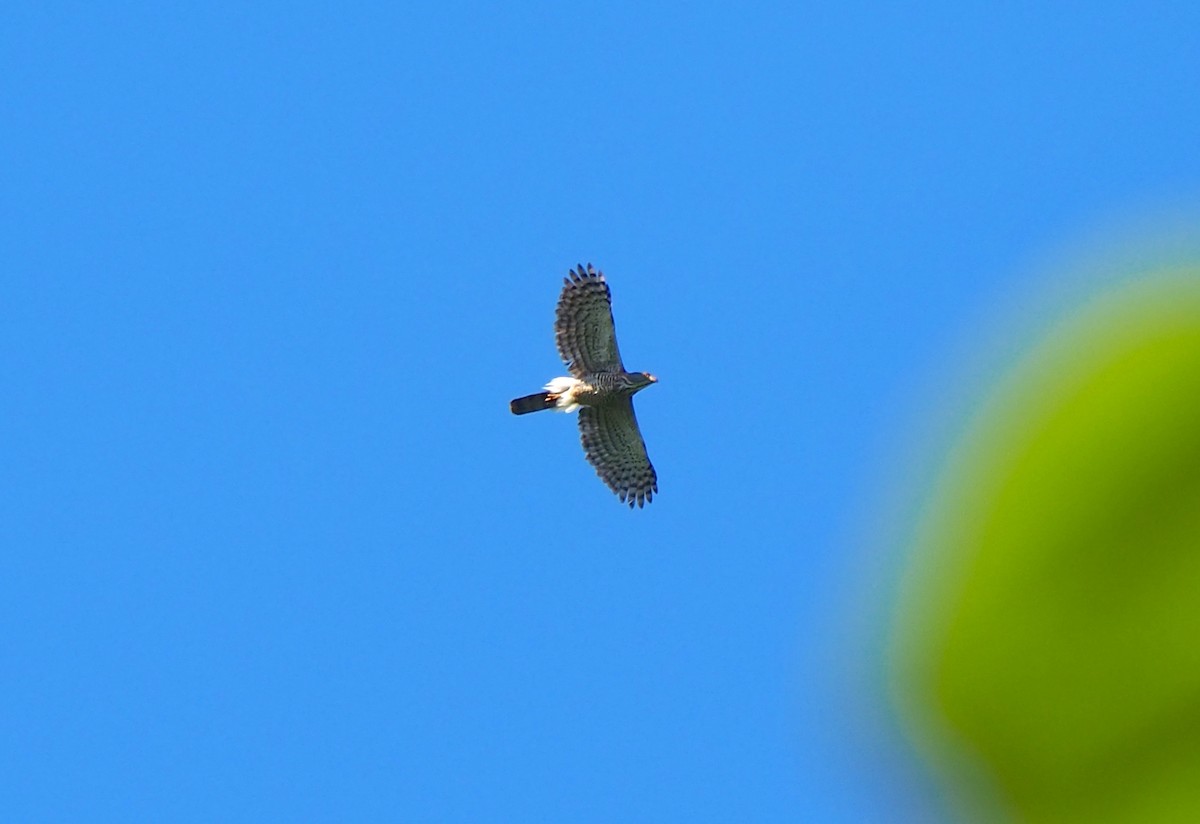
510, 392, 555, 415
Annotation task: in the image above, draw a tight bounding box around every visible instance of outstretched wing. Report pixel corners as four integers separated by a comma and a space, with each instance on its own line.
577, 400, 657, 508
555, 263, 625, 378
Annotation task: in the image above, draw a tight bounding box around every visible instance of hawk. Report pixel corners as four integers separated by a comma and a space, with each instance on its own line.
510, 264, 658, 508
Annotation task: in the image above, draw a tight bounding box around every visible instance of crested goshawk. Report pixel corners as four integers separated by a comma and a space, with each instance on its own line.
510, 264, 658, 508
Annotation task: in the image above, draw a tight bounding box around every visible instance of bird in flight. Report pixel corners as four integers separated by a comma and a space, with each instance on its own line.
510, 264, 658, 508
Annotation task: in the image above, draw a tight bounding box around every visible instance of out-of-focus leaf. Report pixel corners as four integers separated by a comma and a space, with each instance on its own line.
893, 272, 1200, 823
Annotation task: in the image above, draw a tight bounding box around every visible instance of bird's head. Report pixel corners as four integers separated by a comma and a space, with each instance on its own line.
631, 372, 657, 393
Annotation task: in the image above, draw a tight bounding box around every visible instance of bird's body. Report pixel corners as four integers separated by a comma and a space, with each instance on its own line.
510, 264, 658, 508
511, 373, 653, 415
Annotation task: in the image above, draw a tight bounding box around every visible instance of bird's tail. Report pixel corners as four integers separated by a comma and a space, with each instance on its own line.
510, 392, 557, 415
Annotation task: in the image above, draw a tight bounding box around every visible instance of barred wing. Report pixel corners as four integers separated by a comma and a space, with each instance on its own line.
577, 400, 657, 508
555, 263, 625, 378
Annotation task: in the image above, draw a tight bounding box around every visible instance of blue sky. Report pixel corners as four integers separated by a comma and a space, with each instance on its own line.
4, 3, 1200, 821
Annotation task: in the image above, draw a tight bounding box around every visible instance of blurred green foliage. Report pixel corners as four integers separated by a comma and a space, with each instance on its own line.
892, 271, 1200, 823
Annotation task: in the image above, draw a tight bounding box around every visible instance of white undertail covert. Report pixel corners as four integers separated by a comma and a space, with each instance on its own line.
545, 376, 582, 412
